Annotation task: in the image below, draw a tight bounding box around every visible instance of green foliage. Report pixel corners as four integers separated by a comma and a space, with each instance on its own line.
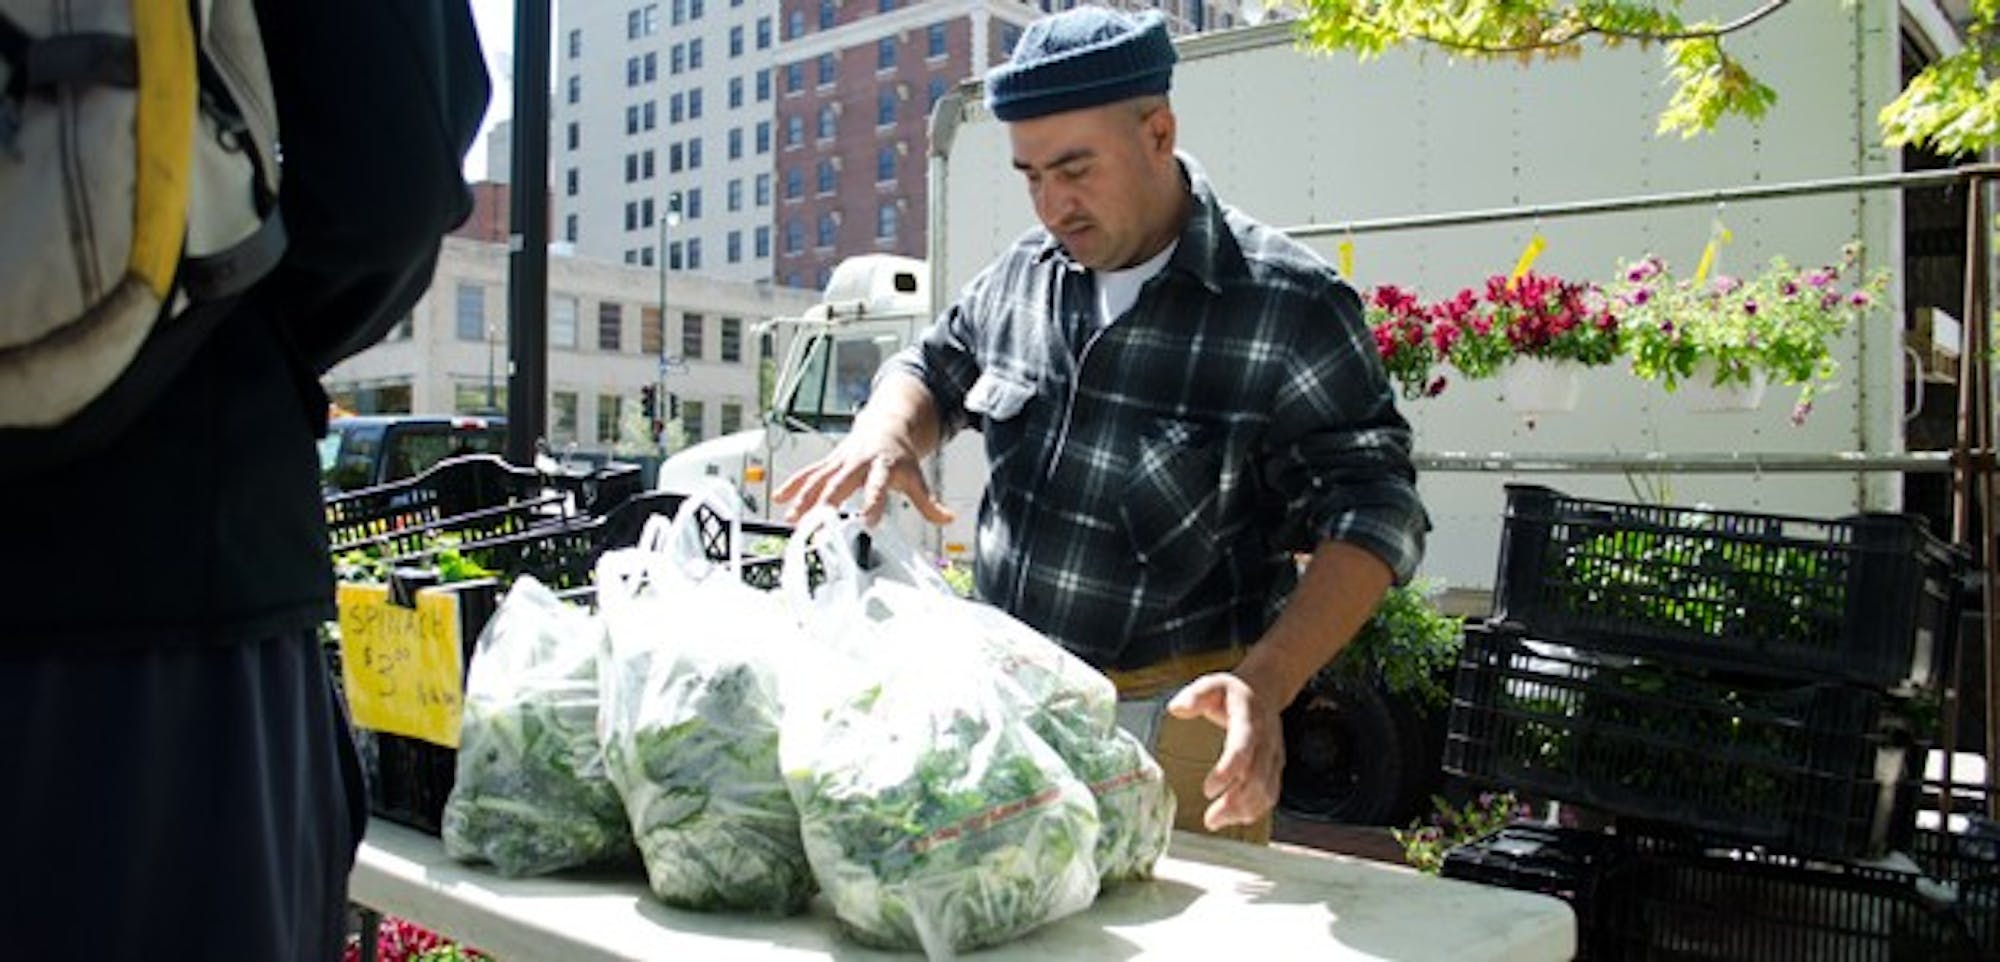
1393, 790, 1526, 874
1291, 1, 2000, 152
1608, 242, 1891, 420
1329, 579, 1464, 709
1881, 0, 2000, 155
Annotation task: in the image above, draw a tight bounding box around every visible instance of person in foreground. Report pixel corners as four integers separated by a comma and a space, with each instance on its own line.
776, 5, 1427, 841
0, 3, 487, 957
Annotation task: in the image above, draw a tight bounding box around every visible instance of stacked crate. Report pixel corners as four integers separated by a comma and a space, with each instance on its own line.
1442, 484, 1986, 958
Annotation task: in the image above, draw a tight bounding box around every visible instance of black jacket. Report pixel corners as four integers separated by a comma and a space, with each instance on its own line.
0, 1, 490, 650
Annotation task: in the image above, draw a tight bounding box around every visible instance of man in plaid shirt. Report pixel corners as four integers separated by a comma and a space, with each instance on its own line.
778, 5, 1427, 841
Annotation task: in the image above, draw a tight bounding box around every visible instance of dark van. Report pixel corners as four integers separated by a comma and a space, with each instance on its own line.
319, 415, 508, 494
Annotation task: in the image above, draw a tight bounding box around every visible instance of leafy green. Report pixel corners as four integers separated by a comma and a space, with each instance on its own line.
784, 674, 1101, 954
1327, 579, 1463, 709
601, 655, 815, 913
442, 637, 632, 877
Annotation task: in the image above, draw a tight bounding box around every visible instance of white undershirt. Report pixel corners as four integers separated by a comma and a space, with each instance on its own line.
1093, 240, 1178, 329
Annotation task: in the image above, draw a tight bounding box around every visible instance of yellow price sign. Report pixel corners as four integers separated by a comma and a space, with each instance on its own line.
337, 582, 465, 748
1337, 238, 1355, 280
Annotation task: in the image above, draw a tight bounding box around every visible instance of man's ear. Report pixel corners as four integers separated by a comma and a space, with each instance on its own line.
1148, 105, 1177, 157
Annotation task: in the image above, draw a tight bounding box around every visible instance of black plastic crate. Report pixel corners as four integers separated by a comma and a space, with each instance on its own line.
1598, 832, 1981, 960
358, 579, 498, 834
1445, 625, 1920, 860
1493, 484, 1967, 691
1910, 826, 2000, 955
1442, 823, 1612, 959
325, 454, 545, 550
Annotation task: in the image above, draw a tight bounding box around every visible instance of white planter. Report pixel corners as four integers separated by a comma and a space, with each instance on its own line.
1678, 359, 1768, 413
1499, 357, 1581, 414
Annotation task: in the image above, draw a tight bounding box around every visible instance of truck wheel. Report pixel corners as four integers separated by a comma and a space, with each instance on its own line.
1278, 672, 1425, 825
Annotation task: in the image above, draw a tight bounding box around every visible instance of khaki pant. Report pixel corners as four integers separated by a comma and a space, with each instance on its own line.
1109, 650, 1274, 846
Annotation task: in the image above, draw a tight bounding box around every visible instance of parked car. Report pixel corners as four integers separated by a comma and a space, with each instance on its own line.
319, 415, 508, 495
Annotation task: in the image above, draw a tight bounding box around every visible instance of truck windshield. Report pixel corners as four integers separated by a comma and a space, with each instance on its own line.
789, 333, 888, 426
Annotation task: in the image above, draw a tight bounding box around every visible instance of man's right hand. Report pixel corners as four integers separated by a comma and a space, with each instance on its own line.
772, 372, 956, 528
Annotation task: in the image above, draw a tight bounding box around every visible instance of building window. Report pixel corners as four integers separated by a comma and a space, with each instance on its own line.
564, 213, 577, 243
568, 27, 581, 58
566, 75, 580, 104
729, 24, 743, 57
567, 121, 579, 150
641, 196, 655, 227
671, 43, 684, 74
688, 137, 703, 169
728, 127, 743, 159
817, 212, 836, 248
756, 15, 771, 49
626, 8, 641, 39
640, 247, 655, 267
879, 0, 896, 10
877, 145, 895, 182
877, 202, 897, 240
720, 317, 743, 362
643, 149, 655, 178
645, 51, 657, 82
785, 167, 803, 199
643, 4, 659, 34
1001, 25, 1021, 55
927, 22, 946, 58
755, 173, 771, 205
682, 313, 704, 360
671, 0, 684, 24
687, 237, 702, 269
690, 0, 703, 20
877, 88, 896, 126
624, 201, 637, 231
784, 62, 803, 94
641, 305, 664, 355
877, 36, 896, 70
597, 394, 623, 444
626, 104, 639, 134
628, 55, 640, 87
785, 114, 803, 147
689, 38, 703, 70
755, 120, 771, 153
669, 240, 683, 269
455, 283, 484, 341
756, 68, 771, 101
816, 52, 836, 86
817, 103, 837, 139
786, 9, 803, 39
755, 225, 771, 257
728, 76, 743, 108
389, 312, 413, 340
671, 92, 684, 123
816, 158, 836, 194
817, 0, 835, 29
669, 142, 683, 171
644, 100, 657, 129
686, 187, 702, 219
727, 230, 742, 262
550, 296, 578, 349
681, 399, 705, 444
784, 219, 803, 253
689, 87, 703, 119
598, 301, 623, 351
727, 178, 742, 211
720, 402, 742, 435
551, 391, 579, 443
625, 153, 638, 183
927, 78, 946, 110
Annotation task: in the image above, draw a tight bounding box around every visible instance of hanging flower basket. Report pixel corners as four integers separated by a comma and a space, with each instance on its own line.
1675, 358, 1768, 413
1500, 356, 1582, 414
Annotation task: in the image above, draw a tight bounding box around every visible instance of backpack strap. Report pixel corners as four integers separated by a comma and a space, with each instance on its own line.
183, 206, 285, 300
0, 13, 136, 94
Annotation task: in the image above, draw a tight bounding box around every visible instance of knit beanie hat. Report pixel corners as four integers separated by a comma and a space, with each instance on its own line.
984, 7, 1176, 122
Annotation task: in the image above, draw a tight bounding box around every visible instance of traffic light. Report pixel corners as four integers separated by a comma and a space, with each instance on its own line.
640, 384, 658, 420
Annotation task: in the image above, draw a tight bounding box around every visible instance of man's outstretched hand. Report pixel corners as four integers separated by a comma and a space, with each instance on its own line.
1166, 671, 1285, 831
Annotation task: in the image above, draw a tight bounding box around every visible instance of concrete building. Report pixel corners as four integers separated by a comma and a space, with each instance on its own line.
322, 237, 819, 456
554, 0, 783, 283
555, 0, 1240, 290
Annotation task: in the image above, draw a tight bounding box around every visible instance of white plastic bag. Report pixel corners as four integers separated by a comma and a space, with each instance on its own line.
778, 510, 1102, 957
441, 575, 634, 876
596, 484, 816, 913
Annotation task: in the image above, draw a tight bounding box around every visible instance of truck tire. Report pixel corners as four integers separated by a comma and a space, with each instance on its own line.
1278, 671, 1429, 825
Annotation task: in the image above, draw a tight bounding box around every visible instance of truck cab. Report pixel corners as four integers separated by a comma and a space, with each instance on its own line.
655, 254, 983, 560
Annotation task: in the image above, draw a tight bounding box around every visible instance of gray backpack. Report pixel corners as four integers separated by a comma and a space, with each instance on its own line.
0, 0, 284, 465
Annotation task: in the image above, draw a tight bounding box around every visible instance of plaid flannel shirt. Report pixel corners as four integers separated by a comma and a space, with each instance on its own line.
888, 155, 1427, 670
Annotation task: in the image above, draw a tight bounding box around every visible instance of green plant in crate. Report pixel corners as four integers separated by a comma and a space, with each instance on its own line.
1325, 579, 1464, 709
1394, 791, 1529, 875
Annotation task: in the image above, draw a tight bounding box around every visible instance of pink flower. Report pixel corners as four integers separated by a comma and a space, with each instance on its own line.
1849, 291, 1873, 308
1743, 298, 1758, 316
1425, 375, 1448, 397
1791, 400, 1814, 426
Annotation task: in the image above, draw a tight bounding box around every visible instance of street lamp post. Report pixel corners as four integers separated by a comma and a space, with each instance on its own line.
655, 190, 683, 448
485, 320, 497, 413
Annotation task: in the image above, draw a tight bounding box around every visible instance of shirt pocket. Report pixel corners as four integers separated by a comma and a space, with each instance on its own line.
1119, 417, 1223, 580
965, 369, 1036, 423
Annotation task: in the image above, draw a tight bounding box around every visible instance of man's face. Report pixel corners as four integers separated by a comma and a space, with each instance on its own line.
1008, 100, 1176, 271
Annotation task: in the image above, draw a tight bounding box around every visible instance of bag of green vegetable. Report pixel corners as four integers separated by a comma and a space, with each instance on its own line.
863, 574, 1174, 884
594, 484, 816, 913
441, 575, 634, 876
778, 510, 1102, 956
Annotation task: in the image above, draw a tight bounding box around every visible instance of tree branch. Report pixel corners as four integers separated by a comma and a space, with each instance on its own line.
1374, 1, 1792, 57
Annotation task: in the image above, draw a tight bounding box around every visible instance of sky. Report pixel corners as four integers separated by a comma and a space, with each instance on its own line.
466, 0, 519, 181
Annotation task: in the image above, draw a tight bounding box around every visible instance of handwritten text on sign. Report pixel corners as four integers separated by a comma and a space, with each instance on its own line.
336, 583, 464, 748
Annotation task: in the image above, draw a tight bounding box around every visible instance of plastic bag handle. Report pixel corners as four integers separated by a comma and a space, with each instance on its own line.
781, 506, 866, 612
861, 523, 957, 597
660, 479, 746, 582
